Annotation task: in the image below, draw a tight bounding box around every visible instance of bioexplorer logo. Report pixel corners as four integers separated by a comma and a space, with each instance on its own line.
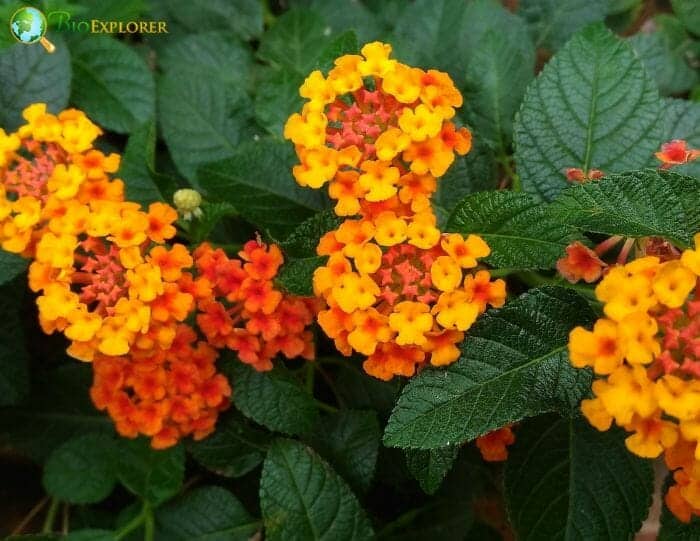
9, 5, 168, 53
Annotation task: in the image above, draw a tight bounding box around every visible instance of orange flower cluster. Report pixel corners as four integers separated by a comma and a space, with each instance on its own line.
656, 139, 700, 169
193, 241, 318, 371
284, 43, 504, 380
0, 105, 319, 448
568, 235, 700, 522
284, 41, 472, 216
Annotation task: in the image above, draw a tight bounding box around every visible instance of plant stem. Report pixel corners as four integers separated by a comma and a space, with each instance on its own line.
143, 502, 155, 541
305, 362, 315, 394
11, 496, 49, 535
515, 271, 598, 300
497, 153, 520, 191
41, 497, 60, 533
115, 501, 149, 541
315, 399, 339, 413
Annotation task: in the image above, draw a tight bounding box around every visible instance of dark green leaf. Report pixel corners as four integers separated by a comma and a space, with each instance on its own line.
404, 446, 459, 495
515, 23, 662, 201
158, 32, 253, 88
315, 31, 360, 73
188, 411, 271, 478
380, 499, 473, 541
277, 255, 326, 296
446, 191, 581, 270
307, 410, 381, 494
155, 486, 260, 541
433, 141, 497, 219
43, 433, 116, 503
661, 98, 700, 178
0, 37, 70, 131
334, 362, 399, 418
65, 530, 115, 541
550, 169, 700, 247
0, 280, 29, 406
197, 140, 328, 239
226, 361, 319, 435
116, 438, 185, 505
70, 36, 155, 134
0, 363, 112, 462
254, 69, 304, 138
260, 439, 374, 540
291, 0, 382, 43
383, 287, 594, 449
119, 120, 165, 208
158, 74, 251, 181
671, 0, 700, 35
257, 9, 329, 75
463, 25, 534, 151
280, 211, 343, 258
0, 251, 28, 286
628, 15, 698, 96
518, 0, 608, 50
504, 414, 654, 540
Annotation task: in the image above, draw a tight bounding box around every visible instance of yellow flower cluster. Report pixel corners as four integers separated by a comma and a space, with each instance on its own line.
568, 234, 700, 522
284, 41, 471, 217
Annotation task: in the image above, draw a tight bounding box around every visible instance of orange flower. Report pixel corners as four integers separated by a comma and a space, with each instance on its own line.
557, 241, 606, 283
475, 426, 516, 462
656, 140, 700, 169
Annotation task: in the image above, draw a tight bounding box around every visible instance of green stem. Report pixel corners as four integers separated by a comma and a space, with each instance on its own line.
515, 271, 598, 300
487, 268, 519, 278
41, 498, 60, 533
315, 399, 339, 413
143, 502, 155, 541
115, 501, 150, 541
497, 153, 520, 191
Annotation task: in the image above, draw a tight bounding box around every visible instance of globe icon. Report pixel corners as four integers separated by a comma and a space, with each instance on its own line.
10, 6, 47, 44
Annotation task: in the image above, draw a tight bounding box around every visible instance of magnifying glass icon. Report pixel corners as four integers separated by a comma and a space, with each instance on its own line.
9, 6, 56, 53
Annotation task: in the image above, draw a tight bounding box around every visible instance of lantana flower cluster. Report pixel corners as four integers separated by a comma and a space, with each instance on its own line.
0, 105, 318, 448
568, 237, 700, 522
285, 42, 506, 382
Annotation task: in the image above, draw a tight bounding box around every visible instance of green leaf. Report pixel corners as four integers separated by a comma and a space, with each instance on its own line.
70, 36, 155, 134
404, 446, 459, 495
333, 362, 399, 418
433, 141, 497, 219
257, 9, 329, 75
307, 410, 381, 494
550, 169, 700, 247
152, 0, 263, 41
42, 433, 116, 503
64, 530, 115, 541
628, 15, 699, 96
291, 0, 382, 43
155, 486, 260, 541
661, 98, 700, 178
0, 364, 113, 462
158, 74, 251, 181
504, 414, 654, 540
158, 32, 253, 88
518, 0, 608, 50
119, 120, 165, 208
276, 255, 326, 296
463, 27, 534, 152
254, 69, 304, 138
446, 191, 581, 271
383, 287, 594, 449
0, 280, 29, 406
314, 30, 360, 73
659, 483, 700, 539
260, 439, 374, 540
671, 0, 700, 36
280, 211, 343, 259
514, 23, 663, 201
188, 201, 238, 244
116, 438, 185, 505
188, 411, 271, 478
380, 499, 473, 541
0, 252, 28, 286
197, 140, 328, 239
0, 37, 70, 131
226, 361, 319, 435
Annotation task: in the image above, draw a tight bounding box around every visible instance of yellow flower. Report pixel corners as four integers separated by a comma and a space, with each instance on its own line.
327, 55, 363, 94
441, 233, 490, 268
432, 290, 479, 331
293, 146, 338, 189
355, 243, 383, 274
569, 318, 624, 374
126, 263, 163, 302
358, 41, 396, 77
375, 127, 411, 161
36, 283, 79, 321
389, 301, 433, 346
35, 232, 77, 270
47, 163, 86, 200
64, 309, 102, 342
593, 365, 656, 425
598, 272, 655, 322
382, 64, 421, 104
348, 308, 392, 355
299, 70, 336, 109
581, 398, 613, 431
332, 272, 380, 313
618, 312, 660, 365
680, 233, 700, 275
358, 161, 399, 202
96, 316, 133, 356
652, 260, 696, 308
283, 111, 327, 148
114, 297, 151, 333
12, 196, 41, 230
373, 212, 407, 246
655, 376, 700, 421
430, 256, 462, 292
398, 104, 442, 142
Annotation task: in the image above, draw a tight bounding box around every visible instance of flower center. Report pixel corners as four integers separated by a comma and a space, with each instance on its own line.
372, 243, 440, 308
72, 240, 127, 315
3, 141, 66, 201
653, 284, 700, 378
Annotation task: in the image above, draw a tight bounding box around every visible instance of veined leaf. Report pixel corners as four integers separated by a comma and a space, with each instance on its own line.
383, 287, 594, 449
518, 0, 608, 50
405, 446, 459, 495
0, 37, 70, 130
260, 439, 374, 540
446, 191, 581, 270
277, 255, 326, 296
504, 414, 653, 540
70, 36, 155, 134
661, 98, 700, 178
514, 23, 662, 201
550, 169, 700, 247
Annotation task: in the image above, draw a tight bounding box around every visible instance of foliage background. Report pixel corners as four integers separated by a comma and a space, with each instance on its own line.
0, 0, 699, 539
